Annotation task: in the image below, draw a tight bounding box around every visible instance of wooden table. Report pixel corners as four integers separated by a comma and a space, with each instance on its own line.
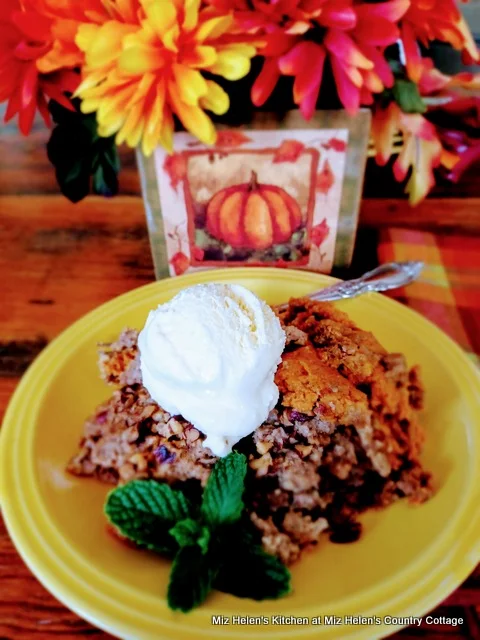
1, 118, 479, 639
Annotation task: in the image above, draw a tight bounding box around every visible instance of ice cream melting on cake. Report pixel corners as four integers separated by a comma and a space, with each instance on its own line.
138, 283, 286, 456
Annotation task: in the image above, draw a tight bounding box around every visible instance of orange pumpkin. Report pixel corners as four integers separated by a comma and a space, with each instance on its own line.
206, 171, 303, 250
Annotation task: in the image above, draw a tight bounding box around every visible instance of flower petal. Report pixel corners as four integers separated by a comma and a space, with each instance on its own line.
330, 57, 361, 113
142, 79, 166, 155
140, 0, 177, 39
279, 41, 312, 75
172, 63, 208, 105
399, 112, 436, 140
363, 69, 384, 93
73, 69, 107, 97
21, 61, 38, 110
209, 48, 252, 81
360, 45, 394, 88
251, 57, 280, 106
456, 14, 479, 62
354, 17, 399, 47
393, 134, 414, 182
324, 30, 374, 70
158, 108, 174, 153
183, 0, 201, 31
404, 137, 442, 205
355, 0, 409, 22
199, 80, 229, 115
319, 1, 357, 30
84, 22, 136, 68
195, 15, 233, 42
118, 45, 165, 75
292, 43, 325, 101
11, 9, 52, 42
371, 102, 400, 165
181, 45, 217, 68
116, 103, 144, 147
169, 80, 216, 145
401, 22, 423, 83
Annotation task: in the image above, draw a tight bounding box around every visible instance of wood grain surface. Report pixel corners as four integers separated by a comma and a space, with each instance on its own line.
1, 119, 479, 640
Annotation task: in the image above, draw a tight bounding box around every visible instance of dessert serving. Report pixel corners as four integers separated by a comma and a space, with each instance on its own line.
68, 283, 432, 610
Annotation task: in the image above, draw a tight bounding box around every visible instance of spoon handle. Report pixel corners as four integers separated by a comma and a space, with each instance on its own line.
278, 261, 424, 309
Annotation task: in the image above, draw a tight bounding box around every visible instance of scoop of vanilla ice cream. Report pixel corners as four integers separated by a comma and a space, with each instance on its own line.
138, 283, 286, 457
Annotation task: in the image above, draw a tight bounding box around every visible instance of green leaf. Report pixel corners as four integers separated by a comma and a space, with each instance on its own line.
168, 545, 218, 612
102, 143, 121, 173
387, 58, 403, 77
392, 79, 426, 114
47, 99, 120, 203
169, 518, 211, 554
201, 452, 247, 527
214, 531, 291, 601
105, 479, 192, 554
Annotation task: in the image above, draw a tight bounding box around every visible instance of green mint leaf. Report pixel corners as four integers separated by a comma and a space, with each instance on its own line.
169, 518, 211, 554
168, 545, 218, 612
105, 479, 191, 555
215, 536, 291, 601
392, 79, 427, 114
201, 452, 247, 527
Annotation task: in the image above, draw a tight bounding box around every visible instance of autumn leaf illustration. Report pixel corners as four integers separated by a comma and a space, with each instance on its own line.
273, 140, 305, 163
192, 246, 205, 261
164, 153, 188, 191
311, 218, 330, 247
170, 252, 190, 275
322, 138, 347, 152
316, 160, 335, 195
215, 130, 252, 147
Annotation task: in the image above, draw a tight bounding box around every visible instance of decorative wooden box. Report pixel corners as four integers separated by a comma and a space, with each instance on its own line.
137, 110, 371, 279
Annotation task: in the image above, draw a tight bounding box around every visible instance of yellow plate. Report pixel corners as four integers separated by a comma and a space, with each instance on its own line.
1, 268, 480, 640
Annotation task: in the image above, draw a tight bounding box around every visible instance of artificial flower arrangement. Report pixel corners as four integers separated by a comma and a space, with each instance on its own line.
1, 0, 479, 205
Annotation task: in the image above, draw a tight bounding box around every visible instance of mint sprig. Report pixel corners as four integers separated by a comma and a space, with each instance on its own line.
168, 545, 219, 612
105, 479, 191, 555
104, 452, 291, 611
201, 450, 247, 526
169, 518, 211, 554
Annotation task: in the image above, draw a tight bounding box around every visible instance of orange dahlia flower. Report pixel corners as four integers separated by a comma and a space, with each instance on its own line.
212, 0, 409, 117
73, 0, 258, 155
400, 0, 479, 83
0, 0, 80, 134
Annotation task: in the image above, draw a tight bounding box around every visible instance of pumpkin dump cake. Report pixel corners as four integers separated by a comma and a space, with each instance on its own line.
68, 295, 432, 565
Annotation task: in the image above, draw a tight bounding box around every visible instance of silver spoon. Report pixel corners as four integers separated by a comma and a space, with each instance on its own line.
276, 261, 423, 311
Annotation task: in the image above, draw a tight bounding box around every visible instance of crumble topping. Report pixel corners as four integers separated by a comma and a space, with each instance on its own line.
68, 298, 432, 565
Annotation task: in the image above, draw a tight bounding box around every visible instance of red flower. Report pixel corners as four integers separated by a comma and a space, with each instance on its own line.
400, 0, 479, 83
216, 0, 409, 116
0, 0, 79, 134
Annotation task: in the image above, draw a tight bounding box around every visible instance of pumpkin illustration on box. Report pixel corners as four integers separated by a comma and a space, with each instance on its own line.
187, 163, 313, 267
206, 172, 303, 251
137, 111, 371, 278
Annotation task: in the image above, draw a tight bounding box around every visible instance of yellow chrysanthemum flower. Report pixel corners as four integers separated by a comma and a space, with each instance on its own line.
73, 0, 257, 155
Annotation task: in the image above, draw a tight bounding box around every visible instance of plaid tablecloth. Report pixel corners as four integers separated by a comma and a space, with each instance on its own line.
378, 228, 480, 366
378, 228, 480, 638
